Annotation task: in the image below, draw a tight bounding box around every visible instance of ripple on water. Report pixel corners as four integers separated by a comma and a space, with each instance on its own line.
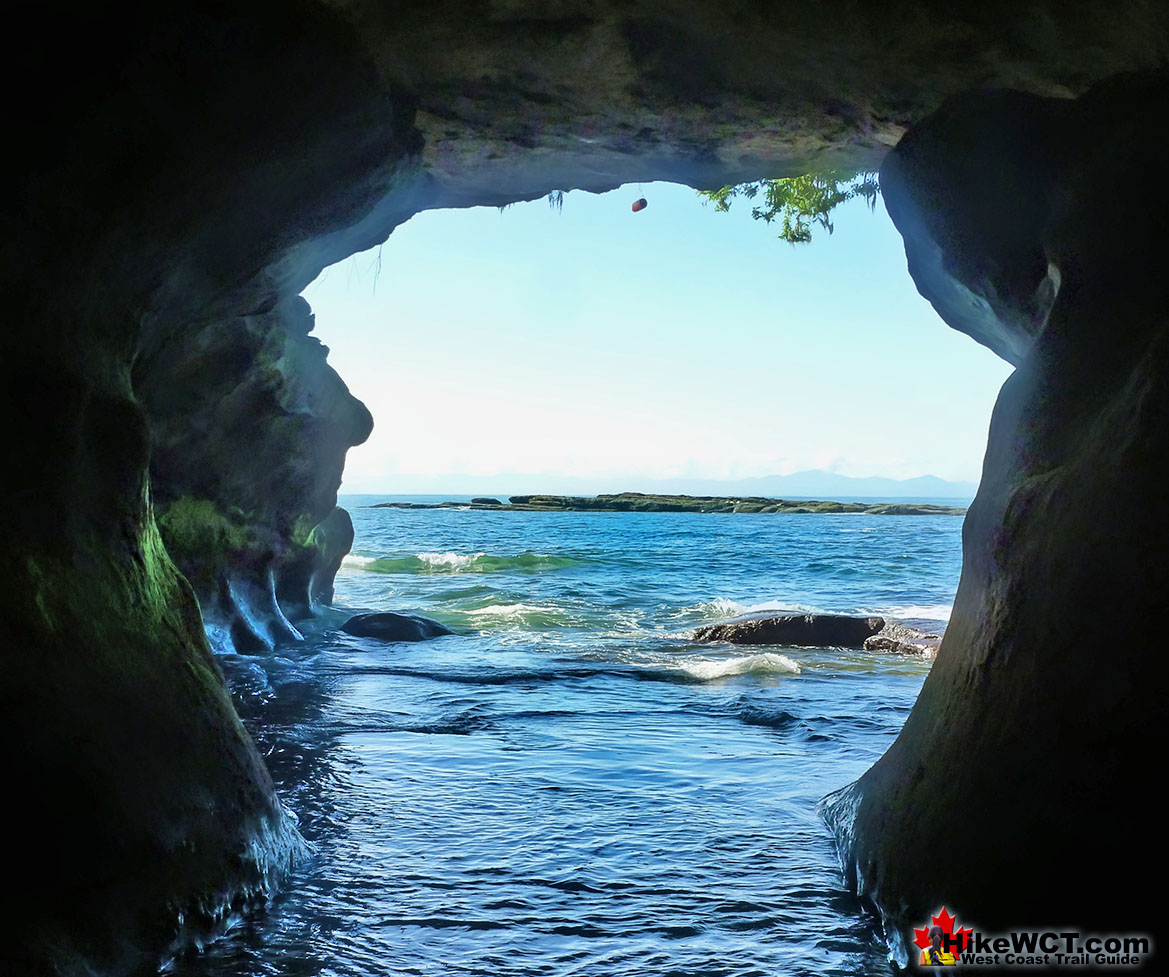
169, 506, 951, 976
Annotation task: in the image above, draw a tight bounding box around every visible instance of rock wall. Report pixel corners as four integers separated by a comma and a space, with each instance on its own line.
2, 5, 415, 972
824, 71, 1169, 951
136, 294, 372, 650
4, 2, 1169, 973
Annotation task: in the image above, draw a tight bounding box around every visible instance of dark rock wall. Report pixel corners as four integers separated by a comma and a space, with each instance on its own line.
338, 0, 1169, 206
136, 294, 372, 650
826, 72, 1169, 948
4, 2, 1169, 973
2, 4, 415, 972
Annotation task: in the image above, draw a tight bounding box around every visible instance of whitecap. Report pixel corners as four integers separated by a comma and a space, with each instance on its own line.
676, 652, 801, 681
741, 598, 825, 615
418, 551, 484, 569
880, 603, 952, 622
685, 597, 749, 619
464, 602, 549, 619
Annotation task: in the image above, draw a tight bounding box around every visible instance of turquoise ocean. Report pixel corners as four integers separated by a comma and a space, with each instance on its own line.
171, 494, 966, 977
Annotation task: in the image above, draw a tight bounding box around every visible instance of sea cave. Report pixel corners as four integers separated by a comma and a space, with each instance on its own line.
5, 2, 1168, 973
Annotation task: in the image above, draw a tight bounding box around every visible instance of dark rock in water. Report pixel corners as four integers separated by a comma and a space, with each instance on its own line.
863, 623, 944, 658
693, 613, 885, 647
341, 612, 454, 642
471, 497, 503, 505
502, 493, 965, 516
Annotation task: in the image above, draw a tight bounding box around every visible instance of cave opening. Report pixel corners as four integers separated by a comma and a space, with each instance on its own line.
152, 179, 1011, 975
302, 181, 1011, 497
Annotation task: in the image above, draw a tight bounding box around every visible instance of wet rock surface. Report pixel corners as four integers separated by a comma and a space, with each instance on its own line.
3, 4, 415, 971
341, 611, 455, 642
693, 613, 886, 647
824, 71, 1169, 945
863, 622, 944, 658
139, 294, 373, 648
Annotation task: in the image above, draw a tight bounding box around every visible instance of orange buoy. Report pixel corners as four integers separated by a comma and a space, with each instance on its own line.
631, 197, 648, 212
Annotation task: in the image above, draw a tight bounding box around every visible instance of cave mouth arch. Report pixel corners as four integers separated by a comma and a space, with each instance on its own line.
301, 180, 1010, 501
157, 180, 1003, 974
7, 3, 1169, 974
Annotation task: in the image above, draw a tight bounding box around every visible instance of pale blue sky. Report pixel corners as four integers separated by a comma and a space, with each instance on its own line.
303, 181, 1013, 494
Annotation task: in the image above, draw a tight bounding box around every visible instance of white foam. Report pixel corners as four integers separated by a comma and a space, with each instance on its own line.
465, 602, 550, 619
692, 597, 748, 618
676, 653, 801, 681
881, 603, 953, 622
418, 551, 483, 569
741, 598, 824, 615
341, 554, 376, 567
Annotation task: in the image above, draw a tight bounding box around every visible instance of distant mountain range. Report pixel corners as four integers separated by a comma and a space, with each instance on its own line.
689, 471, 979, 499
345, 469, 979, 500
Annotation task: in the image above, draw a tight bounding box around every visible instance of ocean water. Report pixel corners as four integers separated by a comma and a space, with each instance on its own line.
171, 495, 966, 977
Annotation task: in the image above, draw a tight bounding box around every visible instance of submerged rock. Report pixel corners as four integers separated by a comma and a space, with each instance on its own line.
692, 612, 885, 647
341, 612, 454, 642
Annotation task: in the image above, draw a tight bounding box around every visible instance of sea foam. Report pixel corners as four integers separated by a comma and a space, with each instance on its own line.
675, 653, 801, 681
880, 603, 952, 623
342, 551, 578, 574
418, 551, 483, 569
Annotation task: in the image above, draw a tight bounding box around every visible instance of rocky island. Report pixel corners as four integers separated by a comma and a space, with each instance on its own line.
369, 492, 966, 516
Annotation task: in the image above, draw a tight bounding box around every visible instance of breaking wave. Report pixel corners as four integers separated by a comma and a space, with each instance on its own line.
669, 652, 802, 682
342, 550, 580, 574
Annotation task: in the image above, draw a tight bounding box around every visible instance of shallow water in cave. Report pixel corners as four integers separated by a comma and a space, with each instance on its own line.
169, 498, 961, 976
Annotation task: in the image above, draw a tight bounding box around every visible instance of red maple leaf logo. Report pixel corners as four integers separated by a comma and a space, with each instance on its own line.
914, 906, 972, 957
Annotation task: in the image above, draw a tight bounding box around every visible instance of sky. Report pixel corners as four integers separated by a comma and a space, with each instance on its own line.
302, 181, 1014, 495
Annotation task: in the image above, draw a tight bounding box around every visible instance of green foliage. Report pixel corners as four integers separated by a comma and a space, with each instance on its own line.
699, 170, 879, 244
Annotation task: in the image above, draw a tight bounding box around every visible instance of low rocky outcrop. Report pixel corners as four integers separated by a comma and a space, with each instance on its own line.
373, 493, 966, 515
863, 622, 944, 657
693, 612, 885, 647
341, 612, 454, 642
